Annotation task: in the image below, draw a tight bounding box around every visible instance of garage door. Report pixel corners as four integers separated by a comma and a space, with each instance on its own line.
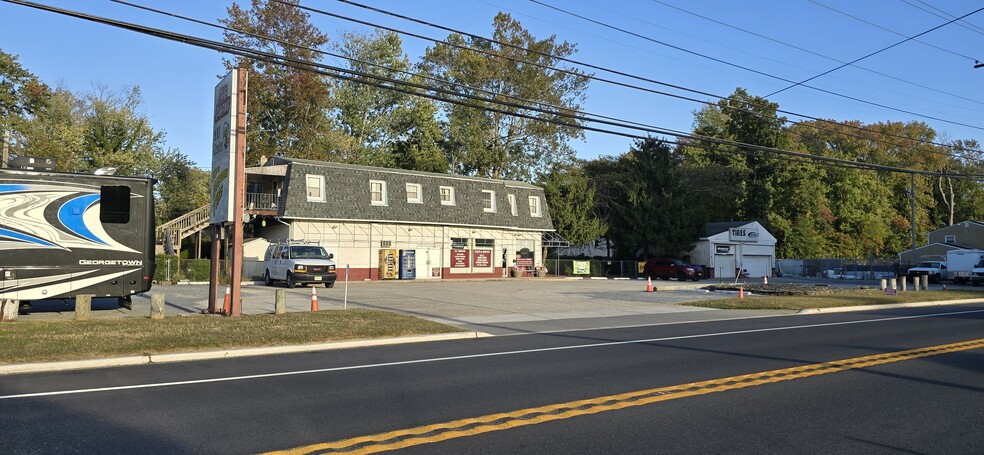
714, 255, 736, 278
743, 255, 772, 277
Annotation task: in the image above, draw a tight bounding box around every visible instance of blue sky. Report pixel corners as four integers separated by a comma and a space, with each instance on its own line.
2, 0, 982, 169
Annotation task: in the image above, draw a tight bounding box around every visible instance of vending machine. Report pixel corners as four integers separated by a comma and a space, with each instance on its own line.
378, 248, 398, 280
399, 249, 416, 280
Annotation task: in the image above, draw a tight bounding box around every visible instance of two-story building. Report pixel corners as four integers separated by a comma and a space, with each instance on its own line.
241, 157, 558, 281
897, 220, 984, 266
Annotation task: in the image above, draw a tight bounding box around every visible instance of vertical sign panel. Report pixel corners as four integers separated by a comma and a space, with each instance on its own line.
210, 70, 238, 224
451, 249, 469, 268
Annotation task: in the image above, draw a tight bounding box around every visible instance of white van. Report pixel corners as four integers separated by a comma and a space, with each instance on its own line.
263, 241, 337, 288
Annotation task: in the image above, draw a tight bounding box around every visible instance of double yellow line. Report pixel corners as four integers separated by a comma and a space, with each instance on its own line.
266, 338, 984, 455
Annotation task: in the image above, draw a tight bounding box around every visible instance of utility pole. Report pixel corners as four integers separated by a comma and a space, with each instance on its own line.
2, 130, 9, 168
909, 174, 917, 265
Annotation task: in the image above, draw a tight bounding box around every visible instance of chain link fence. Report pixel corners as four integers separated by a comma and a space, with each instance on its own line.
777, 258, 901, 280
544, 259, 645, 278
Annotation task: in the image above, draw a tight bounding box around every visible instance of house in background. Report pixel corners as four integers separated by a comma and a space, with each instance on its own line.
897, 220, 984, 267
241, 157, 560, 280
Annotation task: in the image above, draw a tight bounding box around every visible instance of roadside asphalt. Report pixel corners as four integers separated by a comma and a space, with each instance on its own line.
3, 277, 983, 375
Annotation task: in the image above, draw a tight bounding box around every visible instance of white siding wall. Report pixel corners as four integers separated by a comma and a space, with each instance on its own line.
273, 221, 539, 280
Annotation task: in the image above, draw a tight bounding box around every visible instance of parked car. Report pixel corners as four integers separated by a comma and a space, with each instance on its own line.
643, 258, 700, 281
263, 241, 337, 288
906, 261, 948, 284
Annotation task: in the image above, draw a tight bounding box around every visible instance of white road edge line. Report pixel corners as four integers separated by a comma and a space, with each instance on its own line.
2, 308, 982, 400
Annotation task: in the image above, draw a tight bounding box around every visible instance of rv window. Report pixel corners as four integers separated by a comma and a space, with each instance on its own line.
100, 185, 131, 223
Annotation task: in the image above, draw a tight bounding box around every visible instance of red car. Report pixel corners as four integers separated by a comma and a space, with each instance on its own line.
643, 258, 701, 281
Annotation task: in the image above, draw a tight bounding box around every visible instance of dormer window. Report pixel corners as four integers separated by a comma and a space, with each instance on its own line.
440, 186, 455, 206
482, 190, 496, 213
370, 180, 388, 206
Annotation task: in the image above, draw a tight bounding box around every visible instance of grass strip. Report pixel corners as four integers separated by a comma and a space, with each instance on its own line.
684, 289, 984, 310
0, 309, 462, 365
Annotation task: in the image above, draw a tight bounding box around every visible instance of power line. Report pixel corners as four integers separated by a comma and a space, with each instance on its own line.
309, 0, 984, 156
764, 4, 984, 97
114, 0, 979, 168
113, 0, 679, 142
522, 0, 984, 131
807, 0, 980, 62
129, 0, 978, 163
901, 0, 984, 36
5, 0, 982, 182
647, 0, 984, 107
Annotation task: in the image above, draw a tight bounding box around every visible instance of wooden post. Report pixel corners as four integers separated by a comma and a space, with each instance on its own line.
879, 278, 887, 290
275, 289, 286, 315
151, 294, 165, 320
75, 294, 93, 321
889, 278, 897, 291
901, 277, 907, 292
1, 299, 17, 321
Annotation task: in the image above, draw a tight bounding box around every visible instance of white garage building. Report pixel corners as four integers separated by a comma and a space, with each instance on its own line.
687, 221, 777, 278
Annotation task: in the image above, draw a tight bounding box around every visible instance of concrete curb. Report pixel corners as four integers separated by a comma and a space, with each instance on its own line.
797, 298, 984, 314
0, 331, 492, 376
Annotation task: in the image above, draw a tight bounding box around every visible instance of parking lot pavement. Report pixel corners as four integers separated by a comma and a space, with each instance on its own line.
15, 278, 795, 331
13, 276, 976, 334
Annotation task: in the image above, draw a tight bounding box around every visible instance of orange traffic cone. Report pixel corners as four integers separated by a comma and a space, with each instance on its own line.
763, 276, 768, 285
739, 287, 745, 300
646, 276, 653, 292
311, 286, 319, 312
222, 286, 231, 314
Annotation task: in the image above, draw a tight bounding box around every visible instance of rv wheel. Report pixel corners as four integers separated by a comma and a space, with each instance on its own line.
118, 296, 132, 310
18, 302, 32, 315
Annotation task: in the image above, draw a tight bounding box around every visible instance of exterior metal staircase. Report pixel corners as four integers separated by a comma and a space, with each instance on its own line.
157, 205, 210, 255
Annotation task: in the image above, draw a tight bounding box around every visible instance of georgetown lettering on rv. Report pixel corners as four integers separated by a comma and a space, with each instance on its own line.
79, 260, 144, 266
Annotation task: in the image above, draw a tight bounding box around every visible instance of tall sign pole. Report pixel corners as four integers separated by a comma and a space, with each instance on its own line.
229, 69, 248, 317
209, 69, 247, 315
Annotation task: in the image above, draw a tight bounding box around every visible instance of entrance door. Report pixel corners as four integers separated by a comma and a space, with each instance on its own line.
714, 254, 736, 278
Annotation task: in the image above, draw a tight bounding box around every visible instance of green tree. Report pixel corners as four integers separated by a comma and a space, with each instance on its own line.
77, 86, 162, 177
221, 0, 335, 164
589, 139, 708, 259
389, 90, 449, 173
932, 139, 984, 227
540, 161, 606, 246
422, 13, 590, 182
329, 30, 446, 171
18, 87, 85, 171
0, 49, 50, 146
155, 149, 210, 223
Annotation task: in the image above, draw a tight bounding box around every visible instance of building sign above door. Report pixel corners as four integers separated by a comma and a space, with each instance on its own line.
729, 227, 760, 242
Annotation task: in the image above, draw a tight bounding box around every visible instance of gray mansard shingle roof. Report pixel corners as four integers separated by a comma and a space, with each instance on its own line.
272, 157, 554, 231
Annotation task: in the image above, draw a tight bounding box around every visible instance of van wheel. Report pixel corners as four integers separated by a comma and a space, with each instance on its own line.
264, 270, 273, 286
286, 273, 296, 288
325, 282, 334, 289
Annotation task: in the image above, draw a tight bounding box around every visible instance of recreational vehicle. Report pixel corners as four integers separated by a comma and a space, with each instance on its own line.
0, 168, 156, 313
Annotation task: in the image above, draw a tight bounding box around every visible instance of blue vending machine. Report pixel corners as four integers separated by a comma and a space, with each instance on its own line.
399, 249, 416, 280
